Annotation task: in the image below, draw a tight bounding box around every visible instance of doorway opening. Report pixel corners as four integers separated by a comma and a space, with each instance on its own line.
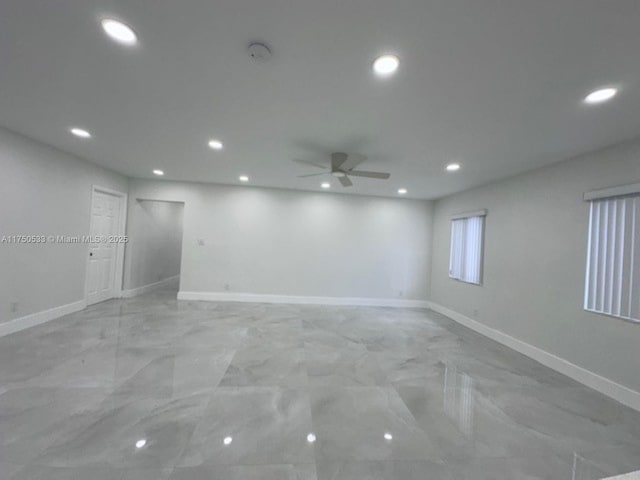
123, 199, 185, 296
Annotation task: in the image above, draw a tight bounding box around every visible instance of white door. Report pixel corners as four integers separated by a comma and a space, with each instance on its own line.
86, 190, 123, 305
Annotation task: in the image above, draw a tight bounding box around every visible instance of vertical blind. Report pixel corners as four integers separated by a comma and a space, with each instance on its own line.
449, 214, 485, 285
584, 194, 640, 321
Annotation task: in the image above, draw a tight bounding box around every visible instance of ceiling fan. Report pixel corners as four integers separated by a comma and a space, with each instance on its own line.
294, 152, 390, 187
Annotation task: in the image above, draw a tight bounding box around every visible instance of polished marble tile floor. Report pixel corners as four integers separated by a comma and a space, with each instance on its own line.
1, 286, 640, 479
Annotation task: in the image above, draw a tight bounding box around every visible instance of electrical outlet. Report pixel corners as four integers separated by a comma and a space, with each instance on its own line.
10, 302, 18, 313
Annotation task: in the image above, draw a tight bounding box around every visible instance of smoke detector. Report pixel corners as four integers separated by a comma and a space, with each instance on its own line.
248, 42, 272, 62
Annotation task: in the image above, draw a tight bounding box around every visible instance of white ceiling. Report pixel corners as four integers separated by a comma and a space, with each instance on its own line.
1, 0, 640, 199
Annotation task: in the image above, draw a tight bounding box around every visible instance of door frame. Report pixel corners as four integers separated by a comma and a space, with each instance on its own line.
84, 185, 128, 305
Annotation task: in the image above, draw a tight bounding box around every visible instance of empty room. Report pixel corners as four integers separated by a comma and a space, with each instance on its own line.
1, 1, 640, 479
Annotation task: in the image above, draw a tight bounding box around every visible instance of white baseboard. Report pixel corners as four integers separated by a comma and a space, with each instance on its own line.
122, 275, 180, 298
177, 291, 430, 308
0, 299, 87, 338
602, 470, 640, 480
428, 302, 640, 412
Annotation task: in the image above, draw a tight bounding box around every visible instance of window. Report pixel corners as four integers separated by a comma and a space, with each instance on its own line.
449, 210, 486, 285
584, 188, 640, 322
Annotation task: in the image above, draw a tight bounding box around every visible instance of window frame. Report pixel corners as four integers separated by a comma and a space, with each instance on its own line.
583, 183, 640, 323
448, 209, 487, 286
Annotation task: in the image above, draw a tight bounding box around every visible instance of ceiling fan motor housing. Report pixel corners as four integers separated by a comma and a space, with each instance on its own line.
331, 152, 348, 172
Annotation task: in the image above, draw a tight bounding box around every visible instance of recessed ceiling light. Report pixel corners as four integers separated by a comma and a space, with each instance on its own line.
446, 163, 461, 172
135, 439, 147, 449
101, 19, 138, 46
384, 432, 393, 440
584, 87, 617, 104
70, 127, 91, 138
321, 182, 331, 189
373, 54, 400, 76
153, 169, 164, 176
239, 175, 249, 182
307, 433, 316, 443
208, 139, 224, 150
223, 436, 233, 445
397, 188, 407, 195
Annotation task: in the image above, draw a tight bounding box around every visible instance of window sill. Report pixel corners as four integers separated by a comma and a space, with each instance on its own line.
449, 275, 482, 287
584, 307, 640, 325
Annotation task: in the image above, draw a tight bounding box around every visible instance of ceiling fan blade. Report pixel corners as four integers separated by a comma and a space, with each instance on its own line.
293, 158, 327, 169
339, 175, 353, 187
347, 170, 390, 179
340, 153, 366, 171
297, 172, 328, 178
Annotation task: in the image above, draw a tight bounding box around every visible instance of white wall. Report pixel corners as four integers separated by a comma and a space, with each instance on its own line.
127, 179, 433, 302
124, 200, 184, 290
0, 128, 128, 323
430, 138, 640, 394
